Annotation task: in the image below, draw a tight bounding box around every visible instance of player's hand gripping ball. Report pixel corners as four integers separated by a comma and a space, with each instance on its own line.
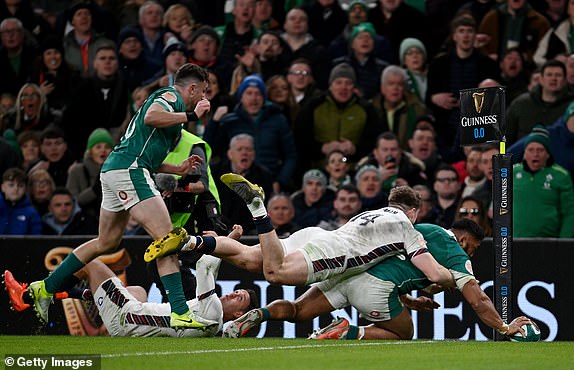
509, 321, 541, 342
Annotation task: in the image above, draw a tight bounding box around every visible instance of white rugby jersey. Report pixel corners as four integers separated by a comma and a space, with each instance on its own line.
95, 255, 223, 337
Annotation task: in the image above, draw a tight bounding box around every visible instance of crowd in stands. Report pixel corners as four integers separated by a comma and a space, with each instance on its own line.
1, 0, 574, 238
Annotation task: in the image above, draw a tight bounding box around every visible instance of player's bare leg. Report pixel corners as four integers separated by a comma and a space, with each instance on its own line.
220, 173, 309, 285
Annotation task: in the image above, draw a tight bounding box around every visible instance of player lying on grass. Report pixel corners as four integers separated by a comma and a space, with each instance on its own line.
4, 229, 258, 337
222, 220, 531, 340
145, 177, 455, 288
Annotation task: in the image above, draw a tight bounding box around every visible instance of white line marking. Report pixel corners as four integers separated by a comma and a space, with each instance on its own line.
101, 341, 435, 358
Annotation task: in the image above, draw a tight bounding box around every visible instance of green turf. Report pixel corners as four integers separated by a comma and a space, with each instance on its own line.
1, 337, 573, 370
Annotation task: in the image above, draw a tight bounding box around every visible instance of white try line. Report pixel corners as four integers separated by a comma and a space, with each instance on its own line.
101, 341, 436, 359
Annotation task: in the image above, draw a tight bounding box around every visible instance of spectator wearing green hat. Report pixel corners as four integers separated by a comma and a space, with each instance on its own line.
513, 124, 574, 237
65, 128, 113, 220
329, 1, 392, 61
508, 101, 574, 183
332, 22, 389, 100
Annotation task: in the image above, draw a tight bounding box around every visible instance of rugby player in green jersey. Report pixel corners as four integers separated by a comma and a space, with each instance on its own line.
21, 64, 213, 329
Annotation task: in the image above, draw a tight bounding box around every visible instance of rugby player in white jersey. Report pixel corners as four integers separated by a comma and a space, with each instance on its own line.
222, 220, 531, 340
145, 178, 454, 288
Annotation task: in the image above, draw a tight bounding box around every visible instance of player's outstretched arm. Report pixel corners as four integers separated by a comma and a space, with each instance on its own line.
411, 252, 455, 287
461, 279, 530, 337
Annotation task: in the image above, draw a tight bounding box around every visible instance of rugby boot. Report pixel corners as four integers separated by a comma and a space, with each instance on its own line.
220, 173, 265, 205
28, 280, 53, 323
308, 317, 350, 340
3, 270, 30, 312
222, 309, 263, 338
144, 227, 189, 262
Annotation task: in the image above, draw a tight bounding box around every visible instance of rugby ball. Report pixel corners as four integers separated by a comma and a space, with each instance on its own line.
509, 321, 541, 342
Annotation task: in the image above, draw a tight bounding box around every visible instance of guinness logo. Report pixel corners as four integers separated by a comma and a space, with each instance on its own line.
473, 92, 485, 113
499, 208, 508, 215
500, 267, 508, 274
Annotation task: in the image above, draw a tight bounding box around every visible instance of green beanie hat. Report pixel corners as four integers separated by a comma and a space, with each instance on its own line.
524, 124, 550, 152
350, 22, 376, 43
86, 128, 113, 152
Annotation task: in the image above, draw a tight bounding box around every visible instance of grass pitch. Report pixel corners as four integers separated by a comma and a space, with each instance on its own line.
1, 337, 573, 370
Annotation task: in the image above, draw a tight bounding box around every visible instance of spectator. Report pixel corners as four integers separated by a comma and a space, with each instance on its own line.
116, 26, 157, 92
253, 0, 281, 32
367, 0, 429, 64
332, 22, 389, 100
30, 35, 78, 122
457, 0, 497, 25
0, 135, 19, 177
280, 7, 329, 88
426, 15, 499, 163
194, 70, 235, 138
187, 25, 233, 91
2, 83, 53, 135
0, 167, 42, 235
163, 3, 195, 44
317, 183, 362, 230
372, 65, 427, 150
267, 193, 299, 237
66, 128, 113, 220
302, 0, 347, 47
534, 0, 574, 66
144, 37, 188, 90
454, 194, 492, 237
355, 164, 387, 212
461, 145, 486, 197
26, 168, 54, 216
479, 0, 549, 66
233, 31, 290, 83
62, 1, 114, 77
17, 130, 40, 171
62, 45, 129, 159
514, 124, 574, 237
215, 0, 259, 65
471, 144, 499, 218
29, 125, 76, 187
324, 149, 352, 191
291, 168, 334, 228
205, 74, 297, 193
429, 164, 461, 229
136, 1, 168, 75
266, 74, 298, 127
541, 0, 569, 28
360, 131, 427, 193
286, 58, 321, 108
407, 119, 443, 184
498, 47, 530, 107
255, 31, 290, 81
412, 183, 434, 223
508, 100, 574, 182
506, 59, 573, 144
294, 63, 381, 171
329, 0, 392, 62
399, 37, 428, 103
41, 187, 98, 235
0, 18, 37, 95
566, 52, 574, 87
211, 133, 273, 235
0, 0, 52, 42
0, 92, 15, 117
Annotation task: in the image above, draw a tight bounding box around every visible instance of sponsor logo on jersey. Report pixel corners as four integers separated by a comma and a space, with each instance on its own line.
161, 91, 177, 103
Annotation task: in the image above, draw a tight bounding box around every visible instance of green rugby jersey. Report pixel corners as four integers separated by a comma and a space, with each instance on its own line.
366, 223, 474, 294
102, 87, 185, 173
